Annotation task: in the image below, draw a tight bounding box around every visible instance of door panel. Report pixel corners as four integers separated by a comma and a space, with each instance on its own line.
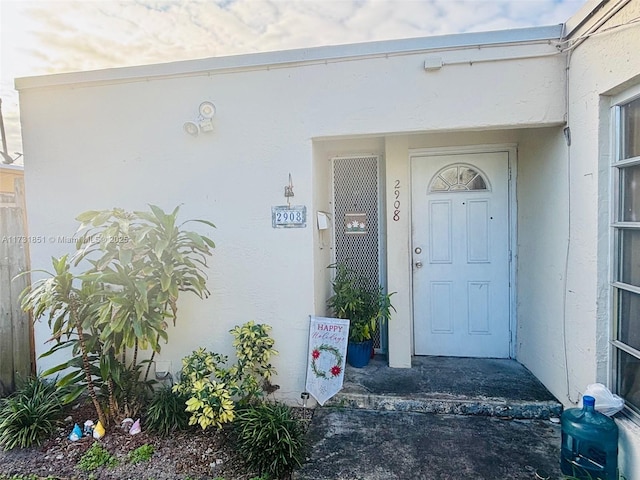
411, 152, 510, 358
430, 282, 453, 333
429, 201, 452, 263
467, 200, 489, 262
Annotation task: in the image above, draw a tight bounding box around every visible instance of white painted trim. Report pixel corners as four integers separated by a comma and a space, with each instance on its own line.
408, 143, 518, 156
15, 26, 563, 91
564, 0, 616, 37
0, 164, 24, 172
611, 84, 640, 108
408, 143, 518, 358
609, 103, 620, 390
608, 86, 640, 420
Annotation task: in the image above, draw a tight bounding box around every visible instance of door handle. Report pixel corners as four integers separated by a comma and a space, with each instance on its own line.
415, 261, 423, 268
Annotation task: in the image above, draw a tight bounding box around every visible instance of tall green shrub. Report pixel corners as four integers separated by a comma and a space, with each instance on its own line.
21, 205, 215, 425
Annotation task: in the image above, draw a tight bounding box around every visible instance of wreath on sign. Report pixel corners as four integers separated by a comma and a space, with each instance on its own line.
310, 344, 343, 379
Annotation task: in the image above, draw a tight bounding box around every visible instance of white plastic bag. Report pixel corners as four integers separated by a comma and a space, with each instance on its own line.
579, 383, 624, 416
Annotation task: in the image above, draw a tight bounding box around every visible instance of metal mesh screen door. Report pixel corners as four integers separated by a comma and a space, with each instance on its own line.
332, 155, 385, 352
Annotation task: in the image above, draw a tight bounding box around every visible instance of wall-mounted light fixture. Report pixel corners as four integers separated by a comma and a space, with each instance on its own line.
284, 173, 294, 207
183, 101, 216, 136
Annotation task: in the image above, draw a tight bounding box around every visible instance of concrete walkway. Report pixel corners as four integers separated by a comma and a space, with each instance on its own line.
295, 356, 565, 480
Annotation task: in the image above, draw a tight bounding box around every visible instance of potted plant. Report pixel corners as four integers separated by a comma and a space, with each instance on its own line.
327, 263, 395, 368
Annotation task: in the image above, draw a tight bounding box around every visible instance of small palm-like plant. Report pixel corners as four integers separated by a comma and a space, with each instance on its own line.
0, 376, 65, 450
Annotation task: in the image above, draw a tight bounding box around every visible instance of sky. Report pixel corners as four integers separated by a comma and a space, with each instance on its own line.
0, 0, 588, 164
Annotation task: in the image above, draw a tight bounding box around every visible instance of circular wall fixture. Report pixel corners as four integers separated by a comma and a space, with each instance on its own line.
183, 121, 199, 136
199, 101, 216, 119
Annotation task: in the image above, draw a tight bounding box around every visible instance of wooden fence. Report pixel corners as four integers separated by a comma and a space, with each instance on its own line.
0, 176, 34, 396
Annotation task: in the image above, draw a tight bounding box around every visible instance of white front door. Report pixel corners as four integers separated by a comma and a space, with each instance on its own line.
411, 151, 511, 358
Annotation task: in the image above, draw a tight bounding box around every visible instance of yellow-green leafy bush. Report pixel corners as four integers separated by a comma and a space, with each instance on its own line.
173, 321, 278, 430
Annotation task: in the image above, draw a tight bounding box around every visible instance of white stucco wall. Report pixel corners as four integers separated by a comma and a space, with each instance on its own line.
516, 127, 573, 401
17, 28, 566, 403
561, 1, 640, 477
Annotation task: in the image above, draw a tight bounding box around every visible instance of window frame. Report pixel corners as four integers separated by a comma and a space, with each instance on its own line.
428, 163, 491, 192
611, 85, 640, 421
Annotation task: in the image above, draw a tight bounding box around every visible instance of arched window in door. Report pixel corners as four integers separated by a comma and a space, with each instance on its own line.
429, 164, 489, 192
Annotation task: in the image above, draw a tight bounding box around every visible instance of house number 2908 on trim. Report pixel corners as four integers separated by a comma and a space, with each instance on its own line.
393, 180, 401, 221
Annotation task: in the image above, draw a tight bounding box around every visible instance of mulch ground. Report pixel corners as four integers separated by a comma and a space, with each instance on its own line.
0, 400, 313, 480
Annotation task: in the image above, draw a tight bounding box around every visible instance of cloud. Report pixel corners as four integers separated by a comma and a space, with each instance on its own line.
0, 0, 587, 159
8, 0, 589, 73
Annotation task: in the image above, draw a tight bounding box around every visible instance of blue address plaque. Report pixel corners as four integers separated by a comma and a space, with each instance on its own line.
272, 205, 307, 228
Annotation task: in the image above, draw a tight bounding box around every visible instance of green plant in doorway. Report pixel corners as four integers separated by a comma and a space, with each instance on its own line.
327, 262, 395, 343
327, 262, 395, 367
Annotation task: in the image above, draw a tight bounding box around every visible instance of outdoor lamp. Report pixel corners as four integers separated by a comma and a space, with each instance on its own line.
183, 101, 216, 136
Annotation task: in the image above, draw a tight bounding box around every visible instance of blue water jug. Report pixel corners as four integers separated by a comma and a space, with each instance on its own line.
560, 395, 618, 479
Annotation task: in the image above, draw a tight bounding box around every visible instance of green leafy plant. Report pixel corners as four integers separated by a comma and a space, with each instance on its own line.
327, 262, 395, 342
173, 348, 230, 394
128, 443, 154, 464
233, 402, 305, 479
173, 348, 234, 429
100, 359, 154, 421
20, 205, 215, 425
0, 376, 66, 450
19, 255, 108, 425
173, 322, 279, 430
184, 379, 235, 429
144, 385, 190, 436
77, 443, 118, 471
230, 321, 278, 404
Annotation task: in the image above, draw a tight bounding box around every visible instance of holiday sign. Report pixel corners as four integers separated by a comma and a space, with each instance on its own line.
305, 316, 350, 405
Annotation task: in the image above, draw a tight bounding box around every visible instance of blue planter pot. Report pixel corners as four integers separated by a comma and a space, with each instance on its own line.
347, 340, 373, 368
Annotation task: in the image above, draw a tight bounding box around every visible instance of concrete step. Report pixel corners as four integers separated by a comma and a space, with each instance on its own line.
325, 356, 563, 420
327, 391, 562, 419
